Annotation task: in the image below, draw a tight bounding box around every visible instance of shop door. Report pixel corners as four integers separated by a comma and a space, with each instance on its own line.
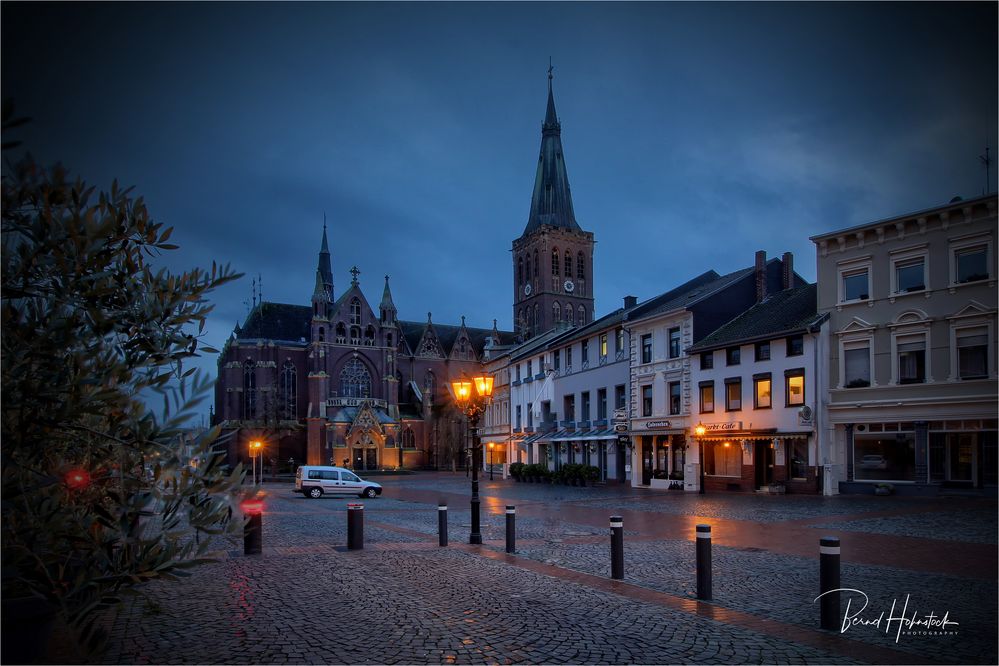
641, 439, 653, 485
948, 434, 975, 483
754, 441, 774, 488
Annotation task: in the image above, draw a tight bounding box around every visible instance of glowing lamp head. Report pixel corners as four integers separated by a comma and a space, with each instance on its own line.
64, 468, 91, 490
473, 375, 494, 398
694, 423, 707, 437
451, 378, 472, 404
488, 442, 495, 450
723, 441, 731, 448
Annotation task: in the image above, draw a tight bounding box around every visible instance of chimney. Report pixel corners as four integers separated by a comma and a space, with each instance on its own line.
782, 252, 794, 290
624, 295, 638, 309
755, 250, 767, 303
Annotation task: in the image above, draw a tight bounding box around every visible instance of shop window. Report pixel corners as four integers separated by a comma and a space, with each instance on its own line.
843, 340, 872, 388
705, 441, 741, 477
755, 341, 770, 362
789, 440, 808, 479
726, 347, 740, 366
854, 433, 915, 481
668, 381, 681, 415
641, 334, 652, 364
753, 375, 772, 409
699, 382, 714, 413
786, 335, 804, 357
725, 378, 741, 411
668, 327, 681, 359
641, 385, 653, 417
957, 327, 988, 379
700, 351, 713, 370
896, 334, 926, 384
785, 369, 805, 406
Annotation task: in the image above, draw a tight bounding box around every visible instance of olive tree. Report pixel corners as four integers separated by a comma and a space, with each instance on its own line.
1, 128, 244, 655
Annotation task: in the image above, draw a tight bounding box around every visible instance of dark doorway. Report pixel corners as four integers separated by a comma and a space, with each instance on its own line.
641, 437, 653, 485
754, 440, 774, 488
353, 448, 378, 471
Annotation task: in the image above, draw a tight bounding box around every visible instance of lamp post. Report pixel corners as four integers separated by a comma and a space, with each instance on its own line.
694, 423, 706, 495
249, 440, 263, 485
488, 442, 495, 480
451, 372, 494, 545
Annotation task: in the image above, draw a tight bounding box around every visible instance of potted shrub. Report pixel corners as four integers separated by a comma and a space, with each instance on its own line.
584, 465, 600, 486
509, 462, 524, 481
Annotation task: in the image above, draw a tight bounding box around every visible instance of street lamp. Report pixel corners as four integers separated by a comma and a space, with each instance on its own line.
249, 440, 263, 485
488, 442, 495, 480
451, 372, 494, 545
694, 423, 706, 495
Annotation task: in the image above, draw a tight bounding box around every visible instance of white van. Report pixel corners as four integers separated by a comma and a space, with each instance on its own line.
295, 466, 383, 499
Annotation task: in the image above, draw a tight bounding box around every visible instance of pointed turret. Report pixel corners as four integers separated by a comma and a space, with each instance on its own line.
379, 275, 397, 325
523, 67, 580, 237
317, 221, 334, 295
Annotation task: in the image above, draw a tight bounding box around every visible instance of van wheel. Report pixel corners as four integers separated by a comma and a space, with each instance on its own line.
362, 487, 377, 498
307, 487, 323, 499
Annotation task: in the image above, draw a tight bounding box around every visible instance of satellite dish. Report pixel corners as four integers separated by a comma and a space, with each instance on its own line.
798, 405, 813, 421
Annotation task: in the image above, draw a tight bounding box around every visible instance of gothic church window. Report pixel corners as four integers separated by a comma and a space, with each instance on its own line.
350, 326, 361, 345
554, 302, 561, 322
566, 303, 574, 326
578, 306, 585, 326
364, 325, 375, 346
518, 257, 523, 286
350, 298, 361, 325
425, 370, 435, 403
533, 250, 539, 277
525, 255, 531, 282
335, 323, 346, 344
339, 358, 372, 398
577, 252, 584, 280
565, 251, 572, 278
402, 428, 416, 449
552, 248, 560, 276
243, 359, 257, 419
534, 304, 539, 331
279, 361, 296, 419
318, 327, 325, 343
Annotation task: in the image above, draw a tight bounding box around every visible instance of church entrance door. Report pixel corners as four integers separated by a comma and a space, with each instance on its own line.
353, 448, 378, 471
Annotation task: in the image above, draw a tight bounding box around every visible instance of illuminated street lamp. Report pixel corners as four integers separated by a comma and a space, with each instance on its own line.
249, 440, 263, 485
693, 423, 706, 495
451, 372, 494, 544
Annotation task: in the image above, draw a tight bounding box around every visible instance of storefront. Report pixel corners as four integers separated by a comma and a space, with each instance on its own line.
697, 424, 819, 493
632, 420, 687, 488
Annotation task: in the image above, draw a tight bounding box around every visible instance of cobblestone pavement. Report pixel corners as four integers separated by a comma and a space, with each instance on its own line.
809, 507, 999, 544
89, 474, 995, 665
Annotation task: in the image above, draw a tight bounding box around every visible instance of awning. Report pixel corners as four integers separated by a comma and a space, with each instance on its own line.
581, 428, 618, 440
698, 431, 811, 442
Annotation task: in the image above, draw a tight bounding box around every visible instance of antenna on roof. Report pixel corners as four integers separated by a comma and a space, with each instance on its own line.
258, 273, 262, 304
251, 276, 257, 308
980, 142, 992, 195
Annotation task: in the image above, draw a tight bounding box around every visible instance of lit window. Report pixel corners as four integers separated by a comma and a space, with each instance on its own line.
699, 382, 714, 413
600, 333, 608, 358
785, 370, 805, 406
725, 379, 741, 410
754, 375, 772, 409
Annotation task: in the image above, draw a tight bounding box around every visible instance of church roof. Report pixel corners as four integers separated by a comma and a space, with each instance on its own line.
236, 302, 311, 343
522, 73, 581, 237
398, 319, 517, 357
327, 406, 396, 425
688, 284, 823, 353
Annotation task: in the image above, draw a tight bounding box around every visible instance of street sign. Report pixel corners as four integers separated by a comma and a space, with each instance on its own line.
614, 424, 628, 433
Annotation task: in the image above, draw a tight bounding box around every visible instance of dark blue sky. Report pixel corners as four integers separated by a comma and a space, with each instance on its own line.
4, 2, 996, 383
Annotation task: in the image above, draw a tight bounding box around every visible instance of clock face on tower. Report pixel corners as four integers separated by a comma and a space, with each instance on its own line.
524, 283, 532, 296
563, 279, 575, 293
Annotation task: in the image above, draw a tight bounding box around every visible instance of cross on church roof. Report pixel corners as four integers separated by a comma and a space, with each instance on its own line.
350, 266, 360, 284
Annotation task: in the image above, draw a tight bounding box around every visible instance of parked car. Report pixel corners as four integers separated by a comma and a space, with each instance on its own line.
295, 466, 382, 499
859, 454, 888, 470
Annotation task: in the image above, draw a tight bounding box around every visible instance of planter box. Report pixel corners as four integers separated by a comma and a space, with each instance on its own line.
649, 478, 671, 489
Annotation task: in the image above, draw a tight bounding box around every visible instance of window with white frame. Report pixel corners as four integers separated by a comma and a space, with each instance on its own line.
724, 378, 741, 410
891, 247, 927, 295
842, 339, 872, 388
839, 257, 871, 303
699, 381, 714, 413
956, 326, 989, 380
895, 333, 927, 385
950, 234, 993, 286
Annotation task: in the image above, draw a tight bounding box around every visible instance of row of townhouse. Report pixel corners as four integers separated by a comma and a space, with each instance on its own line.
483, 194, 996, 496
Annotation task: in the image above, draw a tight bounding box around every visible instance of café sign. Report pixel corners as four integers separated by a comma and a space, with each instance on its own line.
703, 421, 741, 432
644, 420, 672, 430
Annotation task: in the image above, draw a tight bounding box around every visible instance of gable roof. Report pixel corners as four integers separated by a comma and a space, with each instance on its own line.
236, 302, 311, 343
688, 284, 823, 353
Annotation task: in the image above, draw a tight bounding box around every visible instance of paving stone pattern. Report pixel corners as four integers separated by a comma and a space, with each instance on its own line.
810, 507, 999, 544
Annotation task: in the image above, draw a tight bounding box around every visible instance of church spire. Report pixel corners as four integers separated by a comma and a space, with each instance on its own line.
317, 219, 334, 295
523, 64, 580, 237
379, 274, 397, 318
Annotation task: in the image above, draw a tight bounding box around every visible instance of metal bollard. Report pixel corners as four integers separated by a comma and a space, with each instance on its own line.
347, 503, 364, 550
610, 515, 624, 580
696, 524, 712, 600
243, 510, 262, 555
506, 506, 516, 554
438, 503, 448, 547
819, 536, 841, 630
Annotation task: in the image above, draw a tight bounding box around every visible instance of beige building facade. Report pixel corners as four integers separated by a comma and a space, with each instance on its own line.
811, 194, 998, 494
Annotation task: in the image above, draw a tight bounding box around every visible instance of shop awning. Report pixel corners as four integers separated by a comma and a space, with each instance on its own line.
581, 428, 618, 440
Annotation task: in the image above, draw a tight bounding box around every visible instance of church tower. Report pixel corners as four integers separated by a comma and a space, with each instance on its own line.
512, 68, 595, 339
